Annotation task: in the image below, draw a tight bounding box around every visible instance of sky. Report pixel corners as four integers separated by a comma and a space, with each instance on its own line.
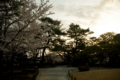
36, 0, 120, 37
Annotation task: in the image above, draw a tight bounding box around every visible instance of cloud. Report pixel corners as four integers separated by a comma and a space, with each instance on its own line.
50, 0, 108, 26
65, 0, 111, 24
51, 4, 66, 12
49, 0, 120, 37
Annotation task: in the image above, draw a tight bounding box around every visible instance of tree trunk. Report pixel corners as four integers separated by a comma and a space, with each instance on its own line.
11, 52, 15, 80
0, 50, 3, 80
66, 51, 71, 64
57, 52, 66, 62
44, 51, 49, 63
0, 14, 3, 79
40, 39, 50, 64
41, 47, 46, 64
34, 53, 38, 65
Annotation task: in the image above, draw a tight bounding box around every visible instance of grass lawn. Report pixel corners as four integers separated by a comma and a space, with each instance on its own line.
70, 69, 120, 80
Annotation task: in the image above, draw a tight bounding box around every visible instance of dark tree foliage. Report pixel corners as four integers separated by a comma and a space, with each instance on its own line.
36, 17, 66, 64
66, 23, 94, 66
0, 0, 23, 79
0, 0, 23, 29
79, 32, 120, 67
67, 23, 93, 55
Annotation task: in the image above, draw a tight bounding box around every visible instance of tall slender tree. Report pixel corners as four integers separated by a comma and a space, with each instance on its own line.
36, 17, 66, 64
67, 23, 93, 55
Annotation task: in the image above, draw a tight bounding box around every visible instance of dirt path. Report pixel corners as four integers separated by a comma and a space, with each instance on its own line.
36, 65, 78, 80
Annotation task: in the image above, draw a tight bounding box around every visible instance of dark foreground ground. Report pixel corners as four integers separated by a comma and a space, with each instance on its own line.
36, 65, 111, 80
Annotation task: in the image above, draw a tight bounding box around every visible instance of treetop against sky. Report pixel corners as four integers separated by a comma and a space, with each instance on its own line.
36, 0, 120, 37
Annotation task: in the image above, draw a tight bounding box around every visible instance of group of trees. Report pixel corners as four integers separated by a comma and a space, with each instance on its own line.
0, 0, 55, 79
48, 23, 94, 65
48, 23, 120, 68
0, 0, 69, 76
72, 32, 120, 67
1, 1, 120, 80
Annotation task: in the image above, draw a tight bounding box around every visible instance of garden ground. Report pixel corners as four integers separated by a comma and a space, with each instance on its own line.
70, 69, 120, 80
36, 65, 78, 80
36, 65, 114, 80
36, 65, 120, 80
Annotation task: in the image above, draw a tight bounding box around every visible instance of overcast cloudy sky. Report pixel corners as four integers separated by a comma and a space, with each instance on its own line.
36, 0, 120, 37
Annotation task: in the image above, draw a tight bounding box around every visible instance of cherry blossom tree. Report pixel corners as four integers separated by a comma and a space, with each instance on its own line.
0, 0, 53, 55
0, 0, 53, 78
0, 0, 52, 50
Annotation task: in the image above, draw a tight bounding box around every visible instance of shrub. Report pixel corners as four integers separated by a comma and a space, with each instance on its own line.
72, 53, 90, 67
78, 65, 90, 71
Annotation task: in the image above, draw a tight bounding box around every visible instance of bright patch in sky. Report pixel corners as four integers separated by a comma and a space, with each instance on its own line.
36, 0, 120, 37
